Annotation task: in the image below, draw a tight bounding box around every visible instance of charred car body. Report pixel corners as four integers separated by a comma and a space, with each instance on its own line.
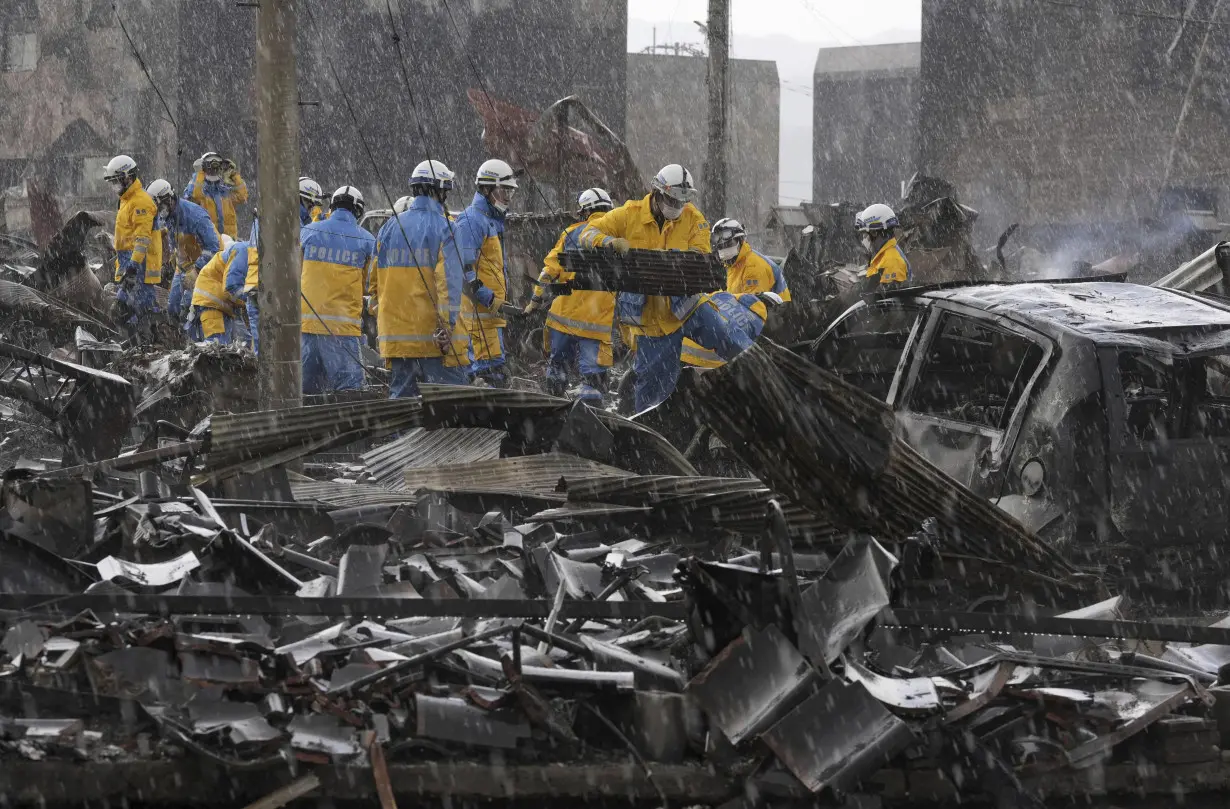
809, 281, 1230, 596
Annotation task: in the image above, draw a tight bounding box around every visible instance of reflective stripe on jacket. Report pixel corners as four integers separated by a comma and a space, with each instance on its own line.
536, 213, 615, 343
456, 194, 509, 348
192, 246, 241, 315
577, 194, 710, 337
184, 169, 249, 239
372, 195, 468, 362
299, 209, 376, 337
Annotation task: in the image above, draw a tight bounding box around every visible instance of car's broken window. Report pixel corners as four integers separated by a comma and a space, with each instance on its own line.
1119, 350, 1230, 441
812, 302, 922, 400
909, 313, 1045, 431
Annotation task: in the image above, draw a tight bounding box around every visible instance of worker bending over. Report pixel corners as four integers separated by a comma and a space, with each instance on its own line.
148, 179, 221, 325
577, 164, 756, 411
857, 203, 910, 290
184, 151, 248, 239
373, 159, 470, 398
457, 158, 517, 387
104, 155, 162, 342
527, 187, 616, 403
682, 217, 790, 368
300, 186, 377, 395
189, 235, 242, 344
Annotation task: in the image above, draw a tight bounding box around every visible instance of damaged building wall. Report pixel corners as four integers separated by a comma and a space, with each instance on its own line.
0, 0, 628, 235
919, 0, 1230, 252
625, 53, 780, 238
811, 42, 920, 205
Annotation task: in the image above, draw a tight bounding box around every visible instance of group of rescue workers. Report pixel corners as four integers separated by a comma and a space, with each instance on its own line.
100, 149, 911, 412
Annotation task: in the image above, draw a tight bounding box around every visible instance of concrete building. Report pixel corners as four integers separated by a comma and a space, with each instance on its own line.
812, 43, 919, 205
919, 0, 1230, 256
0, 0, 627, 237
625, 52, 780, 240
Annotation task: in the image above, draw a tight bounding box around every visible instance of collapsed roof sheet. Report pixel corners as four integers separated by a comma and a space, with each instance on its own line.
362, 427, 505, 490
404, 453, 633, 494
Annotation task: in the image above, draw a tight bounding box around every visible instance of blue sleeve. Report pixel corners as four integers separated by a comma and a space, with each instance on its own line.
168, 272, 184, 315
563, 226, 585, 251
616, 292, 646, 326
182, 178, 195, 199
224, 249, 248, 297
193, 208, 220, 270
452, 215, 484, 272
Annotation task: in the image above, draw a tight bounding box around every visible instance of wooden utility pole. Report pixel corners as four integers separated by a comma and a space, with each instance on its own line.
705, 0, 730, 217
256, 0, 302, 410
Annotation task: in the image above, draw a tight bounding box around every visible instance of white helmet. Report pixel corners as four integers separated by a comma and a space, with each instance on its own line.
299, 177, 324, 207
146, 178, 174, 206
577, 187, 613, 215
393, 196, 413, 214
102, 155, 138, 191
855, 203, 899, 233
410, 159, 455, 190
650, 164, 696, 204
711, 217, 746, 261
475, 158, 519, 190
330, 185, 365, 217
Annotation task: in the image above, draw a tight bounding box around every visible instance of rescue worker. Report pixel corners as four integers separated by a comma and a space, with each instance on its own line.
373, 159, 469, 398
577, 164, 755, 411
300, 177, 326, 225
104, 154, 161, 341
223, 237, 260, 354
299, 185, 377, 395
148, 179, 222, 324
526, 187, 616, 402
681, 217, 790, 368
184, 151, 249, 239
189, 234, 242, 344
457, 158, 517, 387
857, 203, 910, 289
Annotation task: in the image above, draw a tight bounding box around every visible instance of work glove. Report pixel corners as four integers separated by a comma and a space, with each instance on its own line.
757, 291, 785, 307
433, 326, 453, 354
523, 295, 545, 315
465, 276, 495, 308
606, 237, 632, 256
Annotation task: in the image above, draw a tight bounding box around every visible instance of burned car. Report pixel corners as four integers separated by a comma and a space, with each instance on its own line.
809, 281, 1230, 594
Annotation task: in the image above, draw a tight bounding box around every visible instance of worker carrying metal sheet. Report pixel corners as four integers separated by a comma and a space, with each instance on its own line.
526, 187, 618, 403
299, 185, 377, 395
682, 217, 791, 369
857, 203, 911, 289
457, 158, 517, 388
576, 164, 756, 411
372, 159, 470, 399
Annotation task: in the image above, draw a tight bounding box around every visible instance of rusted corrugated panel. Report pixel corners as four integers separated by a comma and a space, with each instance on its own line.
290, 481, 417, 509
403, 453, 633, 494
363, 428, 505, 490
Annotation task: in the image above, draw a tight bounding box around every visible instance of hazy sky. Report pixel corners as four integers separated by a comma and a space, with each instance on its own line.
627, 0, 923, 204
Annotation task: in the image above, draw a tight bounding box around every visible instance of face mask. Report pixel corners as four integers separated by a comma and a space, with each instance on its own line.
659, 200, 684, 220
718, 245, 739, 262
205, 172, 222, 183
108, 179, 126, 196
861, 234, 874, 254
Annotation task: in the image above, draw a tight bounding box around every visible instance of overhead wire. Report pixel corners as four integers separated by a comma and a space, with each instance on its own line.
1041, 0, 1230, 27
301, 1, 472, 372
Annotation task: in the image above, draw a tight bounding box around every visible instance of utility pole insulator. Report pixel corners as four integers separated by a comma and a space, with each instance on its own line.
256, 0, 302, 411
705, 0, 730, 218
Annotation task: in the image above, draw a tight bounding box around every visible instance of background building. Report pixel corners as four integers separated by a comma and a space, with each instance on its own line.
919, 0, 1230, 260
0, 0, 628, 237
812, 43, 919, 206
625, 52, 780, 240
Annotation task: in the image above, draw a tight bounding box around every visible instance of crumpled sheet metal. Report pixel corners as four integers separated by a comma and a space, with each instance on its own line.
415, 693, 532, 749
362, 427, 505, 490
403, 453, 633, 495
686, 625, 819, 745
796, 536, 897, 666
762, 678, 916, 794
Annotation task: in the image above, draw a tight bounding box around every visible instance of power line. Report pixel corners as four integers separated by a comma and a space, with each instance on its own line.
796, 0, 862, 47
1042, 0, 1230, 27
112, 1, 182, 187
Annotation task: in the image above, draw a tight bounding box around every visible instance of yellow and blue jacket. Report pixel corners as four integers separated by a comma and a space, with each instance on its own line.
535, 212, 616, 346
866, 237, 910, 284
299, 209, 376, 337
577, 194, 711, 338
223, 240, 260, 299
682, 241, 790, 368
166, 198, 221, 271
455, 193, 509, 361
184, 169, 249, 239
372, 195, 468, 363
114, 179, 160, 284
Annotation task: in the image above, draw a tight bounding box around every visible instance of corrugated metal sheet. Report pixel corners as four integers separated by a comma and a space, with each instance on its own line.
403, 453, 633, 494
0, 279, 112, 332
291, 480, 417, 509
363, 428, 505, 490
